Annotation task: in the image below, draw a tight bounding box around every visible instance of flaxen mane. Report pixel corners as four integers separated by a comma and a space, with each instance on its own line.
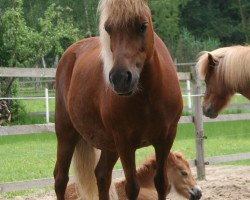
98, 0, 149, 28
197, 45, 250, 90
98, 0, 150, 83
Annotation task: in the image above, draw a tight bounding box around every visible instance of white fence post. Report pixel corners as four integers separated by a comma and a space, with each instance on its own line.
186, 80, 192, 111
45, 88, 49, 124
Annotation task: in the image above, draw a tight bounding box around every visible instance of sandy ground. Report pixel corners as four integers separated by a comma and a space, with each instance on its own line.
197, 165, 250, 200
3, 165, 250, 200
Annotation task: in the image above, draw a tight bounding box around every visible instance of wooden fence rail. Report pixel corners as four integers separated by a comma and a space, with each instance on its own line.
1, 66, 250, 192
1, 113, 250, 136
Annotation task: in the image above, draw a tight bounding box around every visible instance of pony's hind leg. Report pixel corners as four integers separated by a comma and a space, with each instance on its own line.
153, 126, 177, 200
95, 150, 119, 200
54, 126, 79, 200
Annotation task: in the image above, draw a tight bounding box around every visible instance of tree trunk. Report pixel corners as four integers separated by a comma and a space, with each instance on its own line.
83, 0, 91, 36
238, 0, 249, 43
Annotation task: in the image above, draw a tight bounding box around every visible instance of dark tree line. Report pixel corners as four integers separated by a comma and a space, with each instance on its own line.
181, 0, 250, 45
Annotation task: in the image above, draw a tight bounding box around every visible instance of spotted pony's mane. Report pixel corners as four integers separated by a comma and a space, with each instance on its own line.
197, 45, 250, 90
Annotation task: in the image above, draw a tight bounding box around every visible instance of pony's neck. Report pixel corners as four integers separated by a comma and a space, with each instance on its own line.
238, 87, 250, 100
140, 48, 162, 95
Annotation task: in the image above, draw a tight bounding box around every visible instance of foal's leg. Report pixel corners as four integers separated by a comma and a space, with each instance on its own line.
54, 127, 79, 200
95, 150, 118, 200
153, 126, 177, 200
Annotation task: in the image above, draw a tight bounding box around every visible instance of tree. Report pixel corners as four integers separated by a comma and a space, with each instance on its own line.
149, 0, 188, 45
0, 0, 80, 123
238, 0, 250, 43
38, 3, 80, 66
175, 28, 220, 63
1, 0, 41, 67
180, 0, 250, 45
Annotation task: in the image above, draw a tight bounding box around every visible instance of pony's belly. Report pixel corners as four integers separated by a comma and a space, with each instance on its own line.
71, 117, 116, 151
84, 128, 116, 151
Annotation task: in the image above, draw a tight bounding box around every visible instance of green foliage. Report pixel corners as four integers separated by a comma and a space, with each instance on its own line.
0, 0, 80, 124
149, 0, 188, 45
1, 0, 40, 67
38, 3, 80, 57
175, 28, 221, 62
180, 0, 250, 45
0, 0, 80, 68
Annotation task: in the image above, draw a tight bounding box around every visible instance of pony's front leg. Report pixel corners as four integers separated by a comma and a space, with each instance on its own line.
95, 150, 118, 200
115, 139, 139, 200
153, 126, 177, 200
54, 132, 79, 200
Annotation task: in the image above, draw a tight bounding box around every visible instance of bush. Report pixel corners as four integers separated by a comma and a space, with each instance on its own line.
174, 28, 221, 63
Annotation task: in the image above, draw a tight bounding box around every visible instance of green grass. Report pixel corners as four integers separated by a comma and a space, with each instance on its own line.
0, 120, 250, 198
21, 99, 55, 113
1, 120, 249, 181
0, 133, 56, 182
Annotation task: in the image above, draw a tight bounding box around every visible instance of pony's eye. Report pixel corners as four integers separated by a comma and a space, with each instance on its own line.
105, 26, 111, 34
140, 23, 147, 33
181, 171, 188, 176
104, 22, 112, 35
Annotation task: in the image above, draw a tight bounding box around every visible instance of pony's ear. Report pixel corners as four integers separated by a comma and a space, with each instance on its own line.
167, 152, 176, 166
208, 53, 218, 68
174, 151, 184, 159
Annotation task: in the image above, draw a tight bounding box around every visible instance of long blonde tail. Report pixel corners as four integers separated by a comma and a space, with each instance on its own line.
72, 139, 118, 200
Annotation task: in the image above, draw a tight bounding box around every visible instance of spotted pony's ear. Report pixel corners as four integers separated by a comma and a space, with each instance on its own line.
208, 53, 218, 68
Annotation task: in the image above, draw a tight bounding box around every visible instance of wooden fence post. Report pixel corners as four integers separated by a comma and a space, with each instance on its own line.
191, 66, 206, 180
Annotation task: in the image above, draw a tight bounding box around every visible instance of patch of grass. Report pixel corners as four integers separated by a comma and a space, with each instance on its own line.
20, 99, 55, 113
11, 113, 54, 125
1, 187, 53, 199
0, 133, 56, 182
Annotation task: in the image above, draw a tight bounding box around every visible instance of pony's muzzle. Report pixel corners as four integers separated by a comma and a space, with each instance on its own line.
109, 67, 134, 95
189, 186, 202, 200
202, 103, 218, 118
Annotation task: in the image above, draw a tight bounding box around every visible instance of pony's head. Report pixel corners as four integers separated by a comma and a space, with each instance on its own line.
167, 152, 202, 200
197, 50, 233, 118
99, 0, 154, 96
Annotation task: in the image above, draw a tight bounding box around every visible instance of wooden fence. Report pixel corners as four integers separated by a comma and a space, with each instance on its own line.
1, 67, 250, 193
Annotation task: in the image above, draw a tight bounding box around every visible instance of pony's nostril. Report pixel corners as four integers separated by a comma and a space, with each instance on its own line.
126, 71, 132, 84
203, 105, 212, 115
189, 187, 202, 200
109, 73, 113, 84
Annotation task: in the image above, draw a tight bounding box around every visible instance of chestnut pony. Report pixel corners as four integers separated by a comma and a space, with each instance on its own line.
54, 0, 182, 199
65, 152, 202, 200
196, 45, 250, 118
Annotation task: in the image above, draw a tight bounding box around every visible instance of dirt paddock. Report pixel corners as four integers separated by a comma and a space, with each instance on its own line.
5, 165, 250, 200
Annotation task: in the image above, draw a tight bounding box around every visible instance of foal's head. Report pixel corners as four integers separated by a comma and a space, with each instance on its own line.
99, 0, 154, 95
197, 52, 233, 118
137, 152, 202, 200
167, 152, 202, 200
